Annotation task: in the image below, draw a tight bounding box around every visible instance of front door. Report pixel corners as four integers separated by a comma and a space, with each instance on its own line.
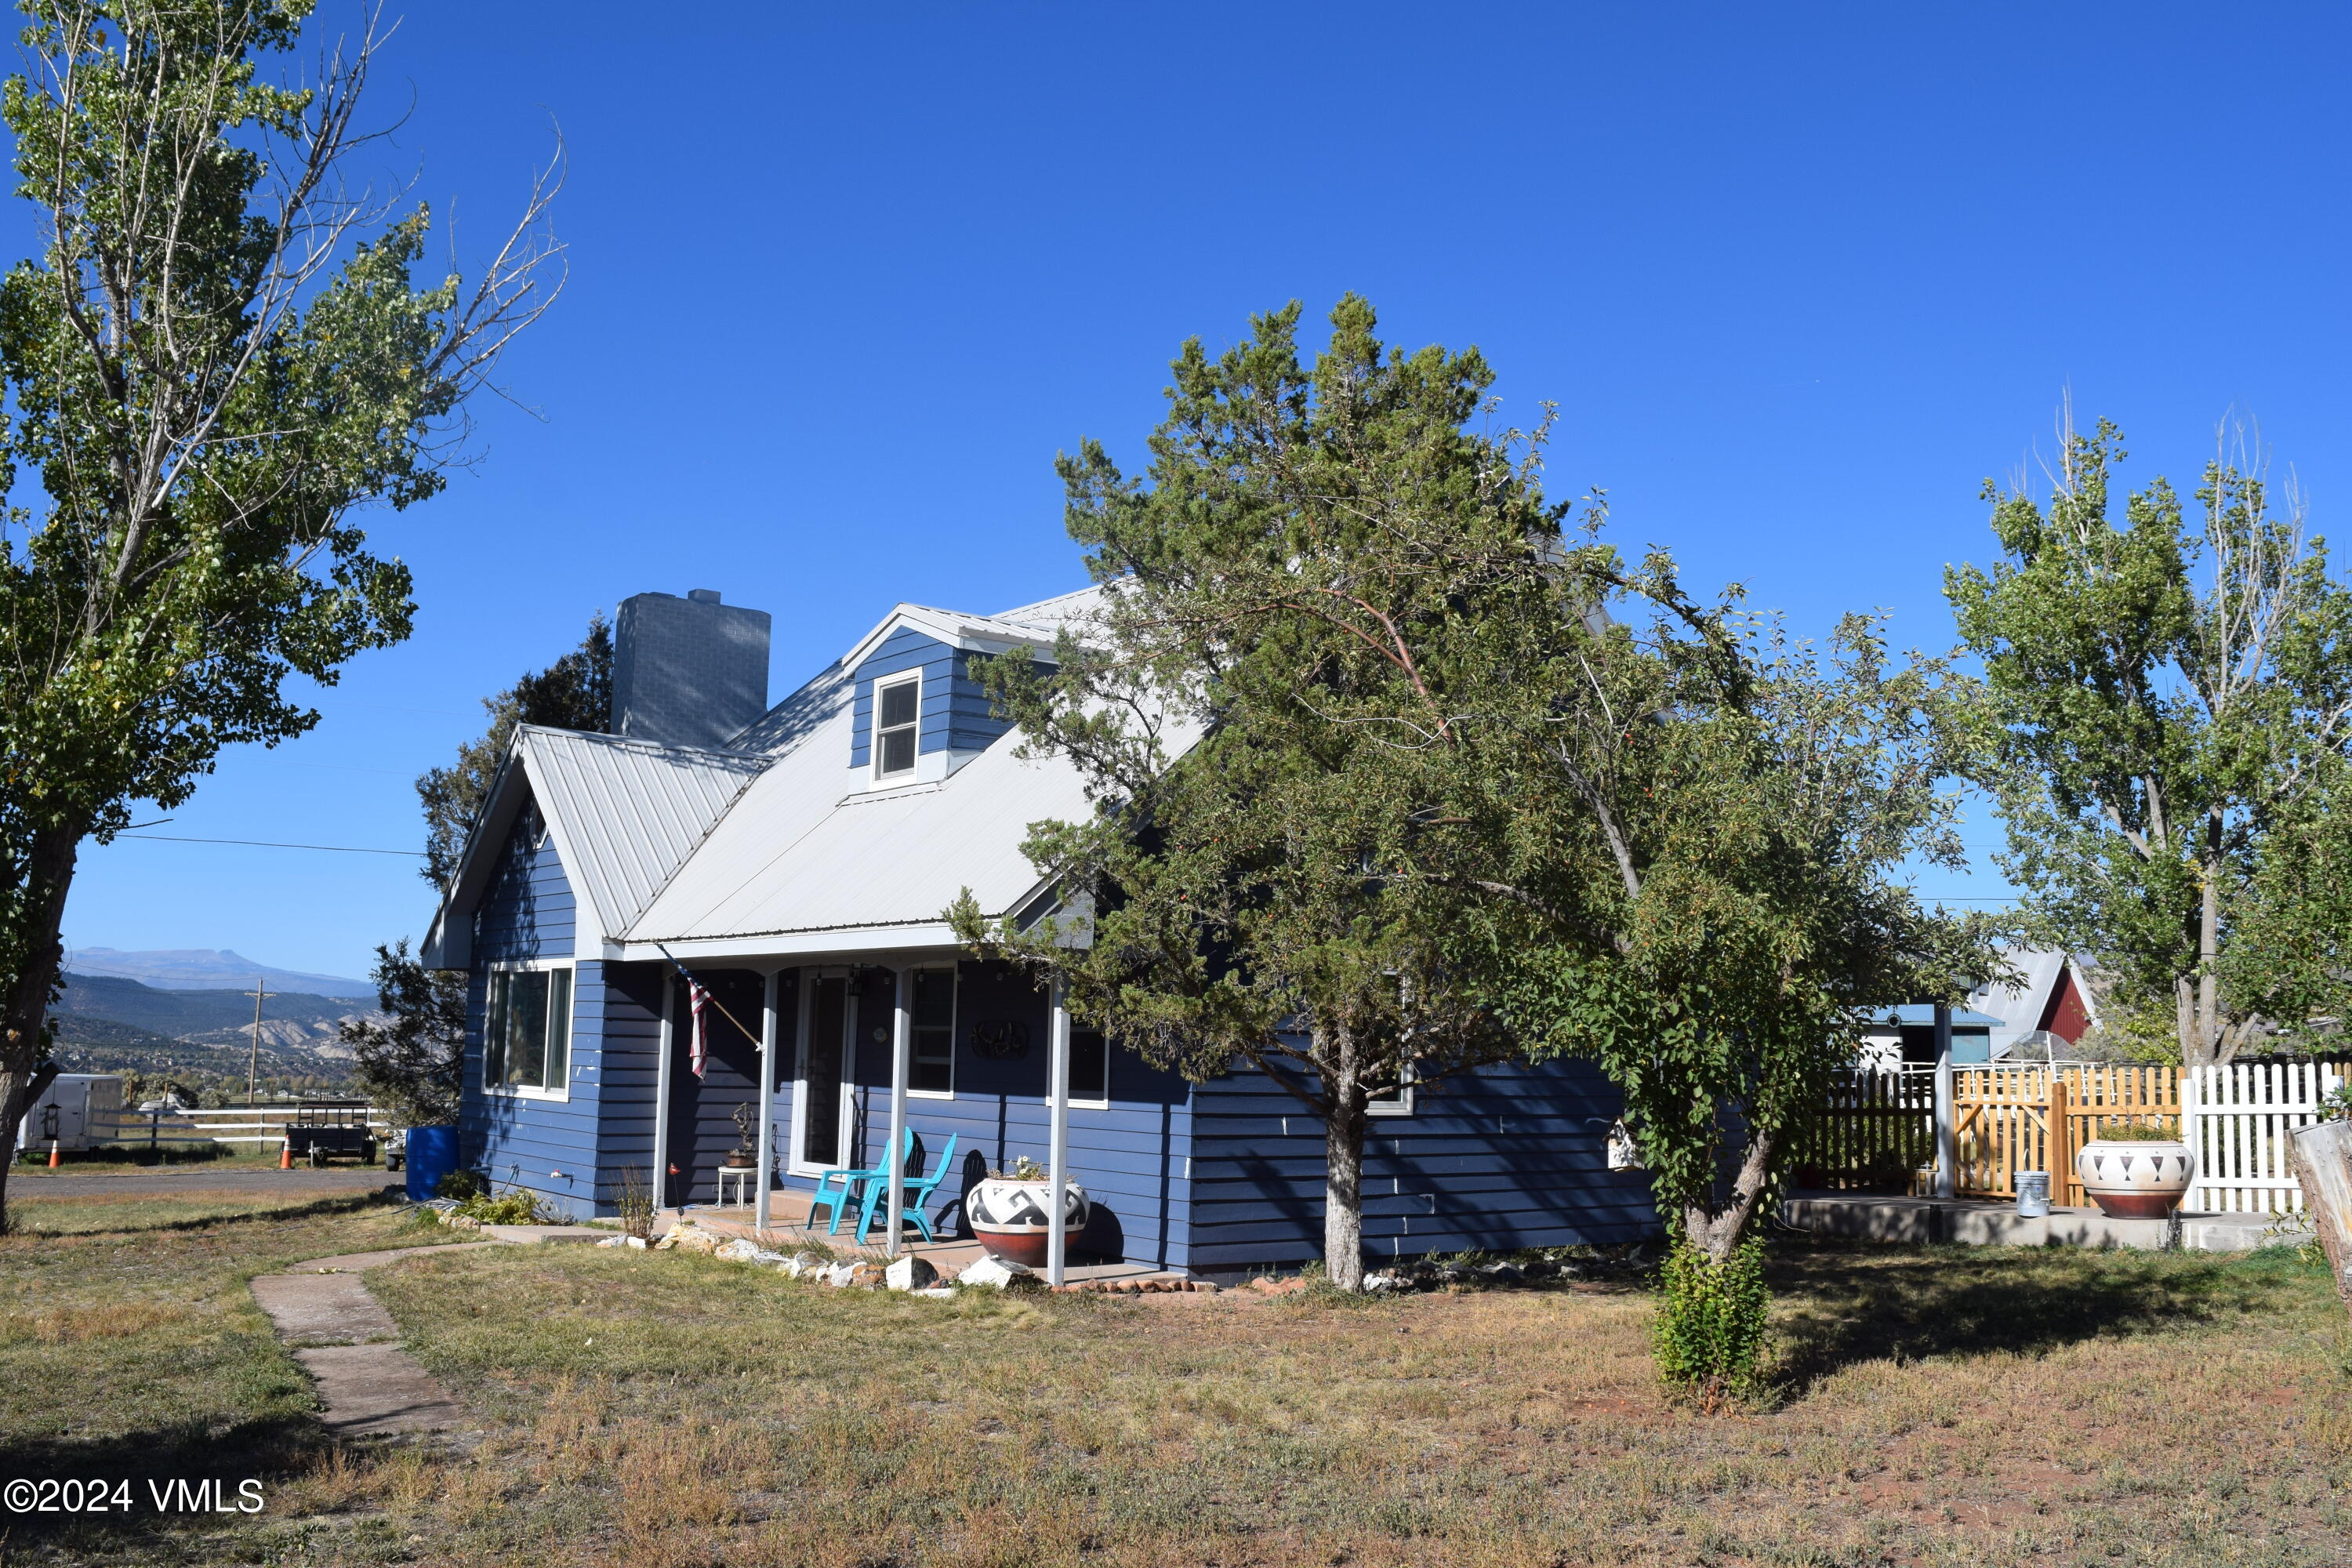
792, 973, 857, 1172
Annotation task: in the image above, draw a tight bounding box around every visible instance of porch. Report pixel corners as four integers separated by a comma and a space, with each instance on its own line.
657, 1181, 1194, 1290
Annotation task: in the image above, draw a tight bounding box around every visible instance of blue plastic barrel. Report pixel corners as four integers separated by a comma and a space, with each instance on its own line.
405, 1126, 461, 1202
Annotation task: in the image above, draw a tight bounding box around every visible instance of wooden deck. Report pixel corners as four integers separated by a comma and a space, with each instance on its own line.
657, 1185, 1194, 1290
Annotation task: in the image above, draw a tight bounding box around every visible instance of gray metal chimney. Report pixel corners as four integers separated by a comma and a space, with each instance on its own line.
612, 590, 771, 748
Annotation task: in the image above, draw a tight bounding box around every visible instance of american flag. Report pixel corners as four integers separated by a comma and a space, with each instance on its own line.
687, 978, 712, 1080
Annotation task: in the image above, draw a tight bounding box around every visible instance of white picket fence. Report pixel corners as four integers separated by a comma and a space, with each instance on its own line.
2181, 1060, 2347, 1214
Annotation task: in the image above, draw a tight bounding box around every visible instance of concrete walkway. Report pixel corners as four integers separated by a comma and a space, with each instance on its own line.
250, 1243, 502, 1437
1780, 1191, 2303, 1251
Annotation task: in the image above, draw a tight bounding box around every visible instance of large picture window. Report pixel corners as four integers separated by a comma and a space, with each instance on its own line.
909, 966, 956, 1094
875, 676, 920, 778
486, 967, 573, 1094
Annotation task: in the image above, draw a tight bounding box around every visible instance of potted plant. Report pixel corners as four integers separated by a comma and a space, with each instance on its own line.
2075, 1120, 2194, 1218
966, 1156, 1088, 1268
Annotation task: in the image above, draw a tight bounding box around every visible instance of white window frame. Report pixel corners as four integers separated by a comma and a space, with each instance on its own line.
1066, 1024, 1110, 1109
1367, 1062, 1415, 1117
906, 964, 957, 1100
873, 673, 922, 780
483, 960, 575, 1102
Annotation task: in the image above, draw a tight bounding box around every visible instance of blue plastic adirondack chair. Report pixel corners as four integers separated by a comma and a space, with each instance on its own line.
855, 1132, 960, 1244
807, 1127, 913, 1235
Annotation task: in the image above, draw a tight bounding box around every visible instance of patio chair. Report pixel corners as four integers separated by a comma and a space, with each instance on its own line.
807, 1127, 913, 1235
854, 1132, 960, 1244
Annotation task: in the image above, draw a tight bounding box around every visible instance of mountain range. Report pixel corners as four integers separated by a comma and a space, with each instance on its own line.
62, 946, 376, 1000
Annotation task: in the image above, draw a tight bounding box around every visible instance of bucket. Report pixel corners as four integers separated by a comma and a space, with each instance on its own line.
2015, 1170, 2051, 1218
405, 1126, 461, 1203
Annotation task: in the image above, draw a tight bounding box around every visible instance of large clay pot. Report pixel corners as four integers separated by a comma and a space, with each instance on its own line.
967, 1176, 1089, 1268
2075, 1139, 2194, 1218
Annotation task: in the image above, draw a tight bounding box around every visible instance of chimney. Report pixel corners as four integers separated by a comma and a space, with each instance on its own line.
612, 590, 771, 748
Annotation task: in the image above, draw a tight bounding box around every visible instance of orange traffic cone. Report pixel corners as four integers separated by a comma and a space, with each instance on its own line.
47, 1139, 59, 1169
279, 1142, 292, 1170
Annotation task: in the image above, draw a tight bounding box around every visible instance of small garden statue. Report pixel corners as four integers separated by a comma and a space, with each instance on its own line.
724, 1103, 760, 1171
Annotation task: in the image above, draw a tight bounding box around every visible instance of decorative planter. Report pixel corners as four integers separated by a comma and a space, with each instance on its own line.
967, 1176, 1089, 1268
2075, 1139, 2194, 1218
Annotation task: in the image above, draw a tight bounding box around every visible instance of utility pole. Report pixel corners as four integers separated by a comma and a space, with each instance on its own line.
246, 978, 267, 1108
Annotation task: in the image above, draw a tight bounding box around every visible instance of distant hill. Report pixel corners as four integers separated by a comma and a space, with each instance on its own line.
64, 946, 376, 1000
54, 973, 373, 1036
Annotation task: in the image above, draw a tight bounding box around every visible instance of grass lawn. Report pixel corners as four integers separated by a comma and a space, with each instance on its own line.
2, 1192, 2346, 1568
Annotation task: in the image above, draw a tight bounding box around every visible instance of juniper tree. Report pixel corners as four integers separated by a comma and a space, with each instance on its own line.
951, 296, 1581, 1290
0, 0, 557, 1230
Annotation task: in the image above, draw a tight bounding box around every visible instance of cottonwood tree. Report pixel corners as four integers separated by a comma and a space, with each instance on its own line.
1947, 418, 2352, 1067
416, 613, 608, 886
951, 296, 1587, 1291
0, 1, 558, 1230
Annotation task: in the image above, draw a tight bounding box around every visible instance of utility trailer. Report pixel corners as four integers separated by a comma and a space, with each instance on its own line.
282, 1101, 378, 1167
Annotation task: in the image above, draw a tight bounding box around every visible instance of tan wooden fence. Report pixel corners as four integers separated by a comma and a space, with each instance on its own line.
1806, 1059, 2349, 1212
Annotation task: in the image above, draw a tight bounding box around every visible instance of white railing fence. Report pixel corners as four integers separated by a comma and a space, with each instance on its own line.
2182, 1061, 2347, 1214
89, 1105, 391, 1150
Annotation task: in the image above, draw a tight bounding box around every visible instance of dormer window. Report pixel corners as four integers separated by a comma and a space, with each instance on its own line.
874, 676, 920, 779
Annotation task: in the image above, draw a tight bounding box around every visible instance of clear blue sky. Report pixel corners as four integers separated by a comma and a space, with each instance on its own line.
58, 2, 2352, 982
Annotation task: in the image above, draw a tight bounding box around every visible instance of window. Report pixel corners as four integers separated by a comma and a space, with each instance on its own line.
1067, 1027, 1109, 1106
909, 967, 956, 1094
875, 677, 920, 778
485, 967, 572, 1094
1367, 1062, 1415, 1117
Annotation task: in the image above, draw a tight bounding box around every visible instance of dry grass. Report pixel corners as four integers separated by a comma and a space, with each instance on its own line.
4, 1197, 2346, 1567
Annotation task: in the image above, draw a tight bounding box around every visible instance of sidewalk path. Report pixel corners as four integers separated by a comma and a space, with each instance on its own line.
251, 1243, 501, 1437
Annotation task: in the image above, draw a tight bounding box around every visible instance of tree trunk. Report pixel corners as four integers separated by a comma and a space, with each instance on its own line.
1680, 1125, 1774, 1268
0, 824, 82, 1236
1320, 1032, 1369, 1291
2177, 854, 2230, 1071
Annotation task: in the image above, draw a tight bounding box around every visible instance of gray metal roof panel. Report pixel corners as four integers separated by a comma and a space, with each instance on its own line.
515, 727, 768, 938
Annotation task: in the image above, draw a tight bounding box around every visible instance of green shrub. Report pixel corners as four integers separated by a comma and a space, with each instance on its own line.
452, 1189, 560, 1225
1652, 1236, 1769, 1410
434, 1168, 485, 1200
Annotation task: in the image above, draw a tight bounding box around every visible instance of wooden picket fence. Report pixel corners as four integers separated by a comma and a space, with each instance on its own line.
1805, 1059, 2350, 1213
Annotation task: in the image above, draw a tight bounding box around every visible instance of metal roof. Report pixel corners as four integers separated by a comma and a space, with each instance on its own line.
620, 694, 1113, 953
515, 727, 768, 941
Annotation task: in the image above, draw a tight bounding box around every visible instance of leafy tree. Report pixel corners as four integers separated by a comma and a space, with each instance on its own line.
1464, 605, 1992, 1402
0, 1, 557, 1231
416, 613, 610, 886
952, 296, 1581, 1290
340, 938, 466, 1126
1946, 420, 2352, 1067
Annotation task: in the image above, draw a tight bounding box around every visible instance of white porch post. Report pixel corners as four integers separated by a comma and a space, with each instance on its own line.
1932, 1002, 1957, 1200
652, 975, 675, 1213
755, 969, 778, 1235
887, 967, 910, 1257
1047, 976, 1071, 1287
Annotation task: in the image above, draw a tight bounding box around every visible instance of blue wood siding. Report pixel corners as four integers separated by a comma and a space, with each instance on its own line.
770, 961, 1194, 1269
458, 798, 603, 1218
658, 968, 771, 1208
1185, 1055, 1659, 1274
848, 628, 1016, 767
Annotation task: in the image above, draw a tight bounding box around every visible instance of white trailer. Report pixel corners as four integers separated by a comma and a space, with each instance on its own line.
15, 1073, 126, 1154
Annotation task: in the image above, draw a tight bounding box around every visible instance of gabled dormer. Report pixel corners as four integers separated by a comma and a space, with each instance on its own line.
839, 604, 1057, 789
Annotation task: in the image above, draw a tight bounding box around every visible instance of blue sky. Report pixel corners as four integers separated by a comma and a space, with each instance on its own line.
58, 2, 2352, 982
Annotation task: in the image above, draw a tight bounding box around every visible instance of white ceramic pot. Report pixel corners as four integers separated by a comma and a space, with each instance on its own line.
967, 1176, 1089, 1268
2074, 1139, 2193, 1218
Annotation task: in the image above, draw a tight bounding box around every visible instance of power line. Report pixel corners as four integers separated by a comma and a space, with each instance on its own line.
114, 833, 426, 858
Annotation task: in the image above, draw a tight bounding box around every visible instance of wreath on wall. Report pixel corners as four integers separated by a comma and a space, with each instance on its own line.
972, 1021, 1030, 1060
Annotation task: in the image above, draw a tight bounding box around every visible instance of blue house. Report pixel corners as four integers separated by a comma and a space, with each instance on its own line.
423, 585, 1656, 1276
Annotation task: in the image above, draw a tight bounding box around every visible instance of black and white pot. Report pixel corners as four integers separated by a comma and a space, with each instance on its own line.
967, 1176, 1089, 1268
